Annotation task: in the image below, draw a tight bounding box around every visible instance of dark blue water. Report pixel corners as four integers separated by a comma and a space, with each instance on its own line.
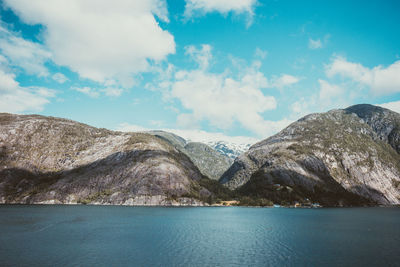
0, 206, 399, 266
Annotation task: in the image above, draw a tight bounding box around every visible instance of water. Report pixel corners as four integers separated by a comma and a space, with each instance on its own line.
0, 206, 399, 266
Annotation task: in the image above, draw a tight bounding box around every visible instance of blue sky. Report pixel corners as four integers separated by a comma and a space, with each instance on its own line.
0, 0, 400, 141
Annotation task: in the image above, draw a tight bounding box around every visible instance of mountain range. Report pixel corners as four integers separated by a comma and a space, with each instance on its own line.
221, 104, 400, 206
1, 104, 399, 206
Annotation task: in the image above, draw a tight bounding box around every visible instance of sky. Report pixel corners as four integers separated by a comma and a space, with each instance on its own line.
0, 0, 400, 143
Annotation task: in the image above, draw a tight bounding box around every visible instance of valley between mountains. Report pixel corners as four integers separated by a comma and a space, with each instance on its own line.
1, 104, 399, 207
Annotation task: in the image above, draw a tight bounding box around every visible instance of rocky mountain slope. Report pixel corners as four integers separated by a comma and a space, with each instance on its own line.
147, 131, 232, 180
204, 140, 252, 160
0, 113, 226, 205
220, 104, 400, 206
345, 104, 400, 153
183, 142, 232, 180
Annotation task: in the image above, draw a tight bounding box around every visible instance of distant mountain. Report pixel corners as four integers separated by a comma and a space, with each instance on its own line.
147, 131, 233, 180
183, 142, 232, 181
220, 104, 400, 206
149, 130, 186, 149
0, 114, 228, 205
153, 130, 257, 160
203, 140, 252, 160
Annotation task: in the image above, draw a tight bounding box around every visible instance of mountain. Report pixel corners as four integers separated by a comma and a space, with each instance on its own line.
220, 104, 400, 206
345, 104, 400, 154
153, 130, 256, 160
183, 142, 232, 181
0, 113, 229, 205
203, 140, 252, 160
2, 104, 399, 207
148, 130, 187, 149
147, 131, 232, 180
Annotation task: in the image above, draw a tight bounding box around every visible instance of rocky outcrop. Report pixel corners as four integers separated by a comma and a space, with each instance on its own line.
345, 104, 400, 153
0, 113, 220, 205
220, 105, 400, 206
183, 142, 233, 181
147, 130, 232, 180
148, 130, 187, 149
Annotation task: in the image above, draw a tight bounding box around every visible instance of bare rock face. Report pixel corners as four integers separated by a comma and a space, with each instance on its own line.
0, 114, 215, 205
147, 130, 233, 180
345, 104, 400, 153
183, 142, 233, 181
220, 105, 400, 206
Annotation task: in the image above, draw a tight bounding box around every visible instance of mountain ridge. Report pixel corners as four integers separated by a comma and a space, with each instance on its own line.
145, 130, 233, 180
1, 104, 400, 207
220, 104, 400, 206
0, 113, 227, 205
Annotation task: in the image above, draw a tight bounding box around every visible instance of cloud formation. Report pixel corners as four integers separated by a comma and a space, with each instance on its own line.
150, 45, 295, 137
72, 86, 123, 98
117, 122, 259, 145
72, 87, 100, 98
0, 25, 51, 76
318, 79, 344, 101
52, 73, 68, 83
0, 69, 54, 113
4, 0, 175, 87
173, 45, 276, 135
326, 56, 400, 95
377, 100, 400, 114
308, 38, 322, 49
184, 0, 257, 25
271, 74, 300, 89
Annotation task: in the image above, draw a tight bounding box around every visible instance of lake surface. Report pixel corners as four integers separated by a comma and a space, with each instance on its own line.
0, 205, 399, 267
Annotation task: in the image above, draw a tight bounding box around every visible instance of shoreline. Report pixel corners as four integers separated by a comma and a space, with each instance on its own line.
1, 203, 398, 208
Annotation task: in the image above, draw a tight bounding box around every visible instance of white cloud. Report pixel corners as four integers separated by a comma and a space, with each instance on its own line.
254, 47, 267, 59
289, 80, 347, 118
271, 74, 300, 89
0, 25, 51, 76
116, 122, 259, 145
308, 38, 322, 49
102, 87, 123, 97
308, 35, 329, 50
72, 86, 100, 98
291, 97, 314, 116
377, 100, 400, 114
326, 56, 400, 95
148, 45, 297, 137
171, 69, 277, 134
184, 0, 257, 25
4, 0, 175, 87
52, 72, 68, 83
289, 79, 351, 119
318, 79, 344, 101
171, 46, 277, 137
117, 123, 148, 132
185, 44, 212, 70
71, 86, 123, 98
254, 118, 293, 137
316, 79, 353, 111
169, 128, 260, 145
0, 69, 54, 113
150, 120, 165, 127
291, 100, 305, 114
